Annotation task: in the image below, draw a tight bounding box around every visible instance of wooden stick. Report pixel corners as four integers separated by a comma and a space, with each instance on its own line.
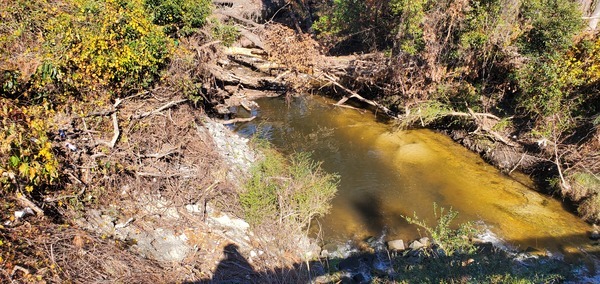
196, 41, 222, 59
132, 99, 188, 119
218, 116, 257, 124
217, 10, 261, 28
107, 112, 119, 148
466, 107, 516, 146
136, 148, 179, 159
331, 103, 365, 112
448, 111, 501, 120
17, 194, 44, 216
322, 73, 395, 116
44, 188, 85, 202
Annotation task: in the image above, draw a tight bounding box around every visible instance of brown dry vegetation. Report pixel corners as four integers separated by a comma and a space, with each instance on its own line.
0, 1, 343, 282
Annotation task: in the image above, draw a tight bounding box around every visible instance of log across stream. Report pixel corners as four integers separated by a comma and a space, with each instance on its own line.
232, 95, 598, 263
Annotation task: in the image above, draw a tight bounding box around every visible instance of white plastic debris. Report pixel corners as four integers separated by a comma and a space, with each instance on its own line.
14, 207, 35, 219
65, 142, 77, 152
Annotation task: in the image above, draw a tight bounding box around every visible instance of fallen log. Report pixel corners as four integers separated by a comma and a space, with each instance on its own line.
224, 46, 266, 58
216, 10, 261, 28
321, 73, 396, 117
218, 116, 257, 124
227, 54, 283, 74
239, 28, 266, 50
132, 99, 189, 120
208, 64, 287, 90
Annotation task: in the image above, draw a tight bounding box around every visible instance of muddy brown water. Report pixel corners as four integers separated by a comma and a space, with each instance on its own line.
233, 95, 598, 262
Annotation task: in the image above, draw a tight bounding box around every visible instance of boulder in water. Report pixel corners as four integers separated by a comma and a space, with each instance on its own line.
387, 239, 405, 251
409, 240, 424, 250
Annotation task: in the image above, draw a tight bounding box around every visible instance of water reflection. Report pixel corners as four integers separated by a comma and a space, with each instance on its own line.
232, 95, 599, 261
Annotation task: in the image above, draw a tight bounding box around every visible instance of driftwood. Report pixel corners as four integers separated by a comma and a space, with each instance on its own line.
448, 111, 501, 120
98, 98, 124, 148
136, 146, 180, 159
218, 116, 257, 124
227, 54, 283, 74
465, 107, 517, 147
100, 113, 120, 148
322, 73, 396, 117
17, 194, 44, 216
239, 28, 266, 50
208, 64, 287, 90
132, 99, 188, 120
224, 47, 266, 58
216, 10, 261, 28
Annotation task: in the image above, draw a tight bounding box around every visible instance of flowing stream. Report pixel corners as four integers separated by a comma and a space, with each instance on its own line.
232, 95, 598, 262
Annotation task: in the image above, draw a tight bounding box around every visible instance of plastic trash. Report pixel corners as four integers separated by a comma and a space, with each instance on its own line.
65, 142, 77, 152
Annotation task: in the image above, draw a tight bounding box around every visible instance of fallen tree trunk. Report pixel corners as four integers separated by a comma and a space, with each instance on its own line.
208, 64, 287, 90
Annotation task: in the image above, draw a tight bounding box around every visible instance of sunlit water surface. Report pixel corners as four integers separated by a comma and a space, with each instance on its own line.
233, 95, 598, 262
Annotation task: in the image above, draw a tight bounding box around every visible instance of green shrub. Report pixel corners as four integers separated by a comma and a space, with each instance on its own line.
144, 0, 212, 37
398, 101, 453, 128
390, 0, 427, 55
42, 0, 173, 93
403, 203, 478, 256
0, 101, 59, 193
210, 19, 240, 47
519, 0, 583, 54
240, 148, 338, 228
571, 172, 600, 221
312, 0, 367, 36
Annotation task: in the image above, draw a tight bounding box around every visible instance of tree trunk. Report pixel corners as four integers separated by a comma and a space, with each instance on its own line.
582, 0, 600, 31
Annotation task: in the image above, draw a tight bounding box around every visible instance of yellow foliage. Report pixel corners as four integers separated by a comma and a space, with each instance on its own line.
45, 0, 173, 92
0, 99, 59, 192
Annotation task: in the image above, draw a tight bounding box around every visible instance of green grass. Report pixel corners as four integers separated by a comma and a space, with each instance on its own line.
240, 145, 339, 228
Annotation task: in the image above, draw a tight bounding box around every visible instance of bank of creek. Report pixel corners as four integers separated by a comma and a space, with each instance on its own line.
231, 95, 599, 265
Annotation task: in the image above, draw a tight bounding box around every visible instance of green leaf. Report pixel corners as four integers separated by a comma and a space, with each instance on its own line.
9, 156, 20, 168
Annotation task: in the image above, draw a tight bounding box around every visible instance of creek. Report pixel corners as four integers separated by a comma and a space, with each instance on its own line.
232, 95, 598, 263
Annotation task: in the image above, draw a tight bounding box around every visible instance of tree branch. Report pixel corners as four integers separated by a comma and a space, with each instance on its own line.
218, 116, 257, 124
132, 99, 188, 119
322, 73, 396, 117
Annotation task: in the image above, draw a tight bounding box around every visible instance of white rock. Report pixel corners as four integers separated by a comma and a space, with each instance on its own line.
419, 237, 430, 247
387, 239, 405, 251
212, 214, 250, 231
185, 204, 202, 213
409, 240, 424, 250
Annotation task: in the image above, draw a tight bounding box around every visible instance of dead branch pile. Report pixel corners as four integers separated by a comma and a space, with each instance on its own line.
0, 217, 176, 283
262, 23, 320, 75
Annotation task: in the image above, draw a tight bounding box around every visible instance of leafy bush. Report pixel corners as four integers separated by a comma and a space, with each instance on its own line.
144, 0, 212, 37
519, 0, 583, 54
46, 0, 173, 91
240, 148, 338, 228
403, 203, 478, 256
311, 0, 396, 52
0, 101, 59, 193
210, 19, 240, 47
390, 0, 427, 55
515, 35, 600, 137
312, 0, 366, 37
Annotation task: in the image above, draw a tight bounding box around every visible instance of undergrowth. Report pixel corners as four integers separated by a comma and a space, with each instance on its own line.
403, 203, 478, 256
240, 145, 339, 229
387, 204, 570, 283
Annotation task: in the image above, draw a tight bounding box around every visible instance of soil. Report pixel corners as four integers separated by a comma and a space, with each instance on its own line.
2, 1, 597, 283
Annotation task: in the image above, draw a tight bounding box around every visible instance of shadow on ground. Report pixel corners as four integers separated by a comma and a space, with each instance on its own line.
185, 232, 600, 284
